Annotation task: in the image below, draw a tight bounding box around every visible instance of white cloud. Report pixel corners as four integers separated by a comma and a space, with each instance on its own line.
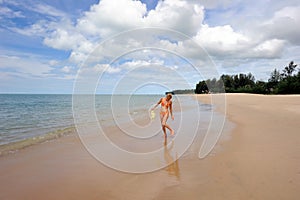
194, 24, 250, 56
94, 64, 121, 74
0, 50, 77, 81
38, 0, 205, 64
10, 20, 48, 36
262, 6, 300, 45
117, 59, 164, 71
76, 0, 204, 37
0, 6, 24, 18
144, 0, 204, 36
192, 23, 288, 60
273, 6, 300, 20
76, 0, 147, 36
49, 60, 59, 66
61, 66, 72, 73
110, 63, 194, 93
31, 3, 66, 17
52, 0, 296, 66
252, 39, 286, 59
0, 54, 53, 78
193, 0, 237, 9
44, 28, 86, 50
69, 51, 88, 64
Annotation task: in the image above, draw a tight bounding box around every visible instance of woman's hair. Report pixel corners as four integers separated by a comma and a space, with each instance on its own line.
166, 94, 172, 99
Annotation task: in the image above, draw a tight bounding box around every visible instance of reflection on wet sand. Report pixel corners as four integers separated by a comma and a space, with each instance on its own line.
164, 140, 180, 180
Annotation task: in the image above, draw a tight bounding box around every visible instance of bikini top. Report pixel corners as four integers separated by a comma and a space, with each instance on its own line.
161, 98, 171, 108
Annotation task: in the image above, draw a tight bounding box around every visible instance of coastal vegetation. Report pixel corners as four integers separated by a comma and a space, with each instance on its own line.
170, 89, 194, 94
195, 61, 300, 94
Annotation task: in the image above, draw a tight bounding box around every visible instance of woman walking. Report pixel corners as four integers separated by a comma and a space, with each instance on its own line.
152, 94, 175, 139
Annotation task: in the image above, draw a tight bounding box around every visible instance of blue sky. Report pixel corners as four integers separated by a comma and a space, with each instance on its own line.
1, 0, 299, 94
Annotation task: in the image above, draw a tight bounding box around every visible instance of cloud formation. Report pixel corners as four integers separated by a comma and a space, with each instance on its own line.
1, 0, 300, 93
35, 0, 299, 67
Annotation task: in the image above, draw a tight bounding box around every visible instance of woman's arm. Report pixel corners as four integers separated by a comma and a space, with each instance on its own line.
151, 98, 162, 110
169, 101, 174, 120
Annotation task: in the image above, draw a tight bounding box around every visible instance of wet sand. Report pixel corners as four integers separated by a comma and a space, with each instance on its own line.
0, 94, 299, 199
0, 95, 213, 200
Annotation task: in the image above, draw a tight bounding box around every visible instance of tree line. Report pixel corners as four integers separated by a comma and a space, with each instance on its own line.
195, 61, 300, 94
171, 89, 195, 94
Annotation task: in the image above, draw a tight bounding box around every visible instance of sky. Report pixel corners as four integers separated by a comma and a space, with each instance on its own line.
0, 0, 299, 94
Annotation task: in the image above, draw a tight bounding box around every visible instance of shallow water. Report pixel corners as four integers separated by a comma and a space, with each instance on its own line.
0, 94, 232, 159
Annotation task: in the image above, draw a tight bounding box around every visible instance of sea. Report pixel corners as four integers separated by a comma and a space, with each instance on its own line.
0, 94, 166, 146
0, 94, 228, 156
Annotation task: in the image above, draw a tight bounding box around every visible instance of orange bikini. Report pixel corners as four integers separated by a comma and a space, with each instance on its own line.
160, 98, 170, 116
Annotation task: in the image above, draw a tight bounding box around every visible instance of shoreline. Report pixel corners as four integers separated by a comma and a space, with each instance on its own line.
0, 94, 206, 157
0, 126, 76, 156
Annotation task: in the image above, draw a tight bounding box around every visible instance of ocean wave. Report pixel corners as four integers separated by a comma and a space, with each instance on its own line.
0, 127, 75, 156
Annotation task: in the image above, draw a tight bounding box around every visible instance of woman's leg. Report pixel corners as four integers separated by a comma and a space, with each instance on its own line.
162, 112, 174, 136
160, 112, 167, 139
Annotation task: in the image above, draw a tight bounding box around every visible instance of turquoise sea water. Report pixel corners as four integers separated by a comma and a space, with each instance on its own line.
0, 94, 162, 146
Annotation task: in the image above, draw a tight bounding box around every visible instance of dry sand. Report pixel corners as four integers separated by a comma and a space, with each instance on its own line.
0, 94, 299, 199
195, 93, 300, 199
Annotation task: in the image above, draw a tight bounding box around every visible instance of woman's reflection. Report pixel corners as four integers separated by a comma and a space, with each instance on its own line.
164, 139, 180, 180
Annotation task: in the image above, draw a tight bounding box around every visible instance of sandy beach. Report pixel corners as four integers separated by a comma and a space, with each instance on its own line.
0, 94, 299, 199
195, 93, 300, 199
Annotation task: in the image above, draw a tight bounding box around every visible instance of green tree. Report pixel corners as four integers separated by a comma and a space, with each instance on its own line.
195, 61, 299, 94
267, 69, 281, 93
220, 75, 234, 92
277, 61, 299, 94
233, 75, 240, 90
246, 73, 255, 86
282, 61, 297, 78
195, 81, 208, 94
269, 69, 282, 83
